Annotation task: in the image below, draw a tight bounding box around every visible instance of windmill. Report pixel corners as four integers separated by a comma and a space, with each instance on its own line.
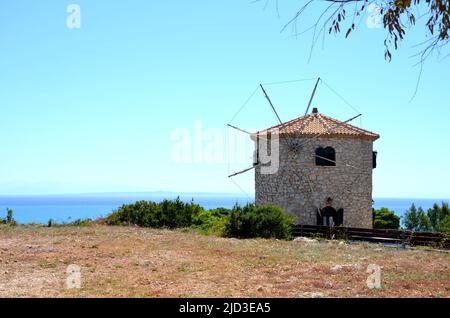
227, 78, 379, 228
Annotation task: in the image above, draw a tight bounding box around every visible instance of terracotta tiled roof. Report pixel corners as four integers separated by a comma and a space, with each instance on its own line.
255, 108, 379, 141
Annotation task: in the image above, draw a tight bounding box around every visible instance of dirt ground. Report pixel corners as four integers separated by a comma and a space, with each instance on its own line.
0, 224, 448, 298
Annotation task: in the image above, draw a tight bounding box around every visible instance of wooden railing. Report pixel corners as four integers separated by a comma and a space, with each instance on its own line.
291, 224, 450, 249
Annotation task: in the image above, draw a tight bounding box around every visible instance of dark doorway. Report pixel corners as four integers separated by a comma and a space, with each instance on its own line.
335, 208, 344, 226
322, 206, 336, 226
317, 207, 344, 226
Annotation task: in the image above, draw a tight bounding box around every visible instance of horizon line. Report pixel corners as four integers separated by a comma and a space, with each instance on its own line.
0, 191, 449, 201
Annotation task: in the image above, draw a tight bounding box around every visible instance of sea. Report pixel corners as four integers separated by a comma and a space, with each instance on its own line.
0, 192, 448, 225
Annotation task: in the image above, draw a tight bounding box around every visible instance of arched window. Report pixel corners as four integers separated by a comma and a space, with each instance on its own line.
315, 146, 336, 166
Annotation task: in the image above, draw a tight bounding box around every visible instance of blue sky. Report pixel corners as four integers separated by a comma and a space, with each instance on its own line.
0, 1, 449, 198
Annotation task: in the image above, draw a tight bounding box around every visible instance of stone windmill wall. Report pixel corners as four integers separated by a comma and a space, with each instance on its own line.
254, 109, 379, 229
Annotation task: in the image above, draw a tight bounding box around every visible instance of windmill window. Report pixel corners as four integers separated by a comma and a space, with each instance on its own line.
315, 147, 336, 166
372, 151, 377, 169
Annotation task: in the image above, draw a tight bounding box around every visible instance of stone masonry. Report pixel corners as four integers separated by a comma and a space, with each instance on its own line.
254, 109, 379, 229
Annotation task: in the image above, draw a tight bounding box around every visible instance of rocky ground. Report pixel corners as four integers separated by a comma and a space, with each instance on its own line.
0, 224, 448, 297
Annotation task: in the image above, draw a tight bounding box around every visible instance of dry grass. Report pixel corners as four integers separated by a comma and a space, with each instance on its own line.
0, 224, 448, 298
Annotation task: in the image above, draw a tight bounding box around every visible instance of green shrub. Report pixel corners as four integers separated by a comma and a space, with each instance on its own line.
224, 204, 293, 240
105, 199, 294, 239
1, 208, 17, 226
403, 202, 449, 233
106, 197, 203, 229
373, 207, 400, 229
159, 198, 203, 228
191, 208, 231, 235
436, 215, 450, 233
403, 204, 431, 232
70, 218, 95, 226
7, 208, 13, 223
428, 202, 450, 233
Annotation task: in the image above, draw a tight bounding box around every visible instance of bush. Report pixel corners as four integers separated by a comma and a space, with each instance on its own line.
1, 208, 17, 226
70, 218, 95, 226
436, 215, 450, 233
106, 200, 159, 227
373, 208, 400, 229
191, 208, 231, 235
224, 204, 293, 240
403, 204, 430, 231
403, 202, 449, 233
106, 197, 203, 229
428, 202, 450, 233
105, 199, 294, 239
